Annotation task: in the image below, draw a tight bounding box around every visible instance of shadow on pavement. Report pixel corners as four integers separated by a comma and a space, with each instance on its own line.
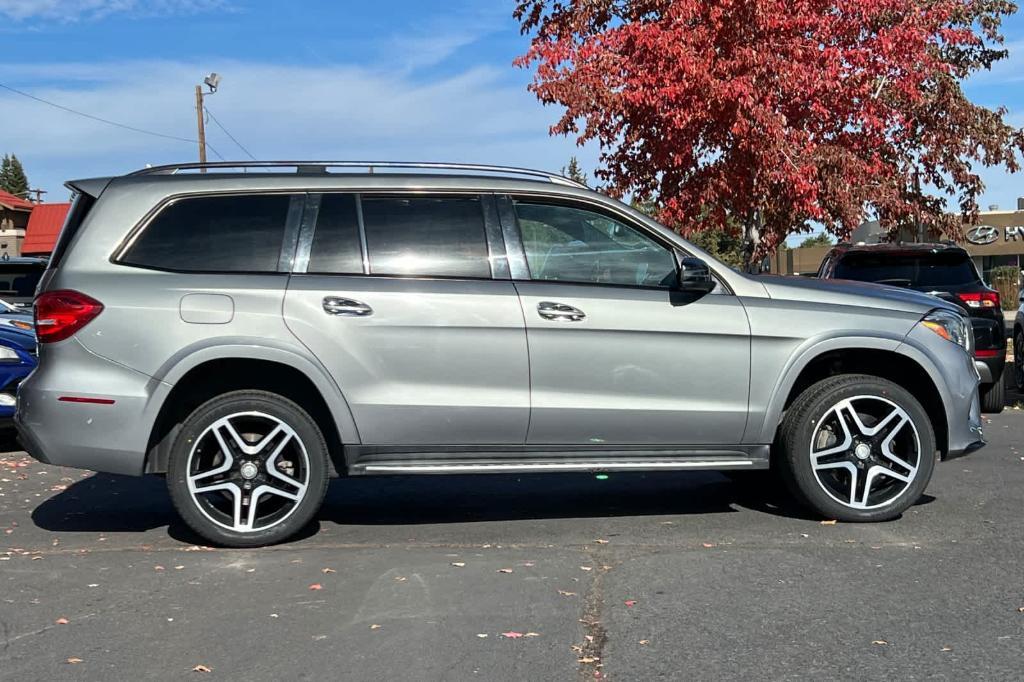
31, 470, 825, 538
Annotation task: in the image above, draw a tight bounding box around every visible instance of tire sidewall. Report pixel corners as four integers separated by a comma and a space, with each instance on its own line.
781, 376, 936, 522
167, 391, 329, 547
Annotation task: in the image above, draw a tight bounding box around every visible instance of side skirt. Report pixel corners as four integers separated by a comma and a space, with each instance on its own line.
343, 444, 770, 476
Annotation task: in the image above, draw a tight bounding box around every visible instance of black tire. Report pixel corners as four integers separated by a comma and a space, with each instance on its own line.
777, 374, 936, 523
980, 377, 1005, 414
167, 390, 329, 547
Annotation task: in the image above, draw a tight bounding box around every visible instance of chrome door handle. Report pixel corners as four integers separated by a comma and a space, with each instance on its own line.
322, 296, 373, 317
537, 301, 585, 322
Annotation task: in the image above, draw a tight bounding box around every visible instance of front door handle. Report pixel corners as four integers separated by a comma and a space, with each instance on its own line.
537, 301, 585, 322
323, 296, 373, 317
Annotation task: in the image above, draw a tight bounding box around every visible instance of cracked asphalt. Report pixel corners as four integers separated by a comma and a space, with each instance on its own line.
1, 408, 1023, 681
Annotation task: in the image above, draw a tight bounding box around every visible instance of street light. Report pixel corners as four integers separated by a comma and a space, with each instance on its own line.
194, 73, 222, 167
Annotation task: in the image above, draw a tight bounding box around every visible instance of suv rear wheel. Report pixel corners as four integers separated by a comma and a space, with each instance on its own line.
980, 378, 1005, 414
167, 390, 329, 547
778, 375, 935, 522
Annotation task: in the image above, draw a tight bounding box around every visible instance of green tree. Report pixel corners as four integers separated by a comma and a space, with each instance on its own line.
630, 195, 746, 269
560, 156, 588, 186
799, 233, 835, 248
0, 155, 30, 198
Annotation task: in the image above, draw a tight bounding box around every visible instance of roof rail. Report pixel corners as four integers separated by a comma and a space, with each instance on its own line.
128, 161, 588, 189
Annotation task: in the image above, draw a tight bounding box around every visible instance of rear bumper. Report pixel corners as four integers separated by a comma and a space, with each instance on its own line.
15, 339, 168, 476
974, 355, 1005, 385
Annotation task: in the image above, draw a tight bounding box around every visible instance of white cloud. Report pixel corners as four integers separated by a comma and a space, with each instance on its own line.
0, 0, 225, 22
0, 59, 597, 198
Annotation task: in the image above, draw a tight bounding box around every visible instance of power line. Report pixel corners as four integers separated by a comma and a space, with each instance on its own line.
0, 81, 226, 160
204, 106, 257, 161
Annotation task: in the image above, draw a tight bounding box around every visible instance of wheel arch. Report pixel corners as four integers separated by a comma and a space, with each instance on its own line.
144, 343, 359, 474
760, 340, 949, 457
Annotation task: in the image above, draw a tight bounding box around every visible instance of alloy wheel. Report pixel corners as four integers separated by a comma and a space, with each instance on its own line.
809, 395, 920, 510
186, 411, 310, 532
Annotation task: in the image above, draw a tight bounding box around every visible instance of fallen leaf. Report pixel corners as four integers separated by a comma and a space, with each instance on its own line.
192, 664, 212, 673
701, 542, 716, 548
558, 590, 577, 597
639, 639, 650, 645
322, 568, 336, 574
154, 565, 165, 571
580, 566, 593, 572
872, 640, 888, 646
525, 632, 540, 637
309, 583, 323, 591
594, 539, 609, 544
450, 562, 466, 568
394, 576, 407, 582
55, 617, 69, 625
820, 519, 838, 526
369, 624, 381, 630
501, 631, 524, 639
497, 568, 513, 574
624, 600, 637, 607
578, 656, 599, 663
66, 658, 83, 664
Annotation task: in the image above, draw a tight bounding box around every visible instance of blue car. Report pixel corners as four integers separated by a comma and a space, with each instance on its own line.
0, 324, 36, 422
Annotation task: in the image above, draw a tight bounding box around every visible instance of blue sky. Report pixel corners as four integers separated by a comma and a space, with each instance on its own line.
1, 0, 1022, 235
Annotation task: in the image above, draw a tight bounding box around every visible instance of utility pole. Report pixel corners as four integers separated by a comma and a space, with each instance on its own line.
194, 84, 207, 167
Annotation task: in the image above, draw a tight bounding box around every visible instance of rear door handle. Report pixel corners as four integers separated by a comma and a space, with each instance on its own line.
537, 301, 585, 322
323, 296, 373, 317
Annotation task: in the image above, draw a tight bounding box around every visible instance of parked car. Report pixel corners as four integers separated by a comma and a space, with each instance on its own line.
17, 161, 983, 546
0, 324, 36, 424
0, 256, 48, 308
0, 298, 34, 332
817, 242, 1006, 413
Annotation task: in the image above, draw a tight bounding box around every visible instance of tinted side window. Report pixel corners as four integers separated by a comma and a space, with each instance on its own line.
121, 194, 292, 272
515, 200, 677, 287
308, 194, 363, 274
361, 196, 490, 278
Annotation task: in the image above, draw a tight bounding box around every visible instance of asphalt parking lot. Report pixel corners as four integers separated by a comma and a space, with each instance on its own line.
2, 406, 1023, 681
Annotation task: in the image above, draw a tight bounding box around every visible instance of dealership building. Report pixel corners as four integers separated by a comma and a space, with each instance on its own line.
770, 198, 1024, 281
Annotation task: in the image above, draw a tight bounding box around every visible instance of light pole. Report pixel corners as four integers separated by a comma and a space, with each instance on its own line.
195, 73, 221, 167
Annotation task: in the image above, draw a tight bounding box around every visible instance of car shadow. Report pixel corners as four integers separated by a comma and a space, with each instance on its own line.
31, 470, 831, 539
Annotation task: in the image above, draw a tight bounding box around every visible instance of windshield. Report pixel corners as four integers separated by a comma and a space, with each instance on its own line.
0, 266, 44, 298
833, 252, 979, 288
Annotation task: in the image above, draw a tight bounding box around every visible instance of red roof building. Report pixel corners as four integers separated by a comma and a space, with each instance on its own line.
0, 190, 34, 212
22, 202, 71, 256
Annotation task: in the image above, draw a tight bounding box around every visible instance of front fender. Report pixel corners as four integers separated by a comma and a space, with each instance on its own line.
748, 333, 907, 444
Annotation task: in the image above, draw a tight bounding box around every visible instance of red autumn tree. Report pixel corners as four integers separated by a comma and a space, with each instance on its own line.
515, 0, 1024, 267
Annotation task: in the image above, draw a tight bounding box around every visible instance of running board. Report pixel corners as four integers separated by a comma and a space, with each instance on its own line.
346, 448, 770, 476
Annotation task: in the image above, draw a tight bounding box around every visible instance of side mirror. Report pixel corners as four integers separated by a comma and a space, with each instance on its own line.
677, 257, 716, 294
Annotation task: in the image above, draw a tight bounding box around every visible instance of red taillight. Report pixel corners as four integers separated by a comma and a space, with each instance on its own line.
34, 290, 104, 343
956, 291, 1000, 309
975, 349, 1001, 358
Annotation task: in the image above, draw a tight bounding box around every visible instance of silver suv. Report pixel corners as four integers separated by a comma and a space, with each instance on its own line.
16, 161, 984, 546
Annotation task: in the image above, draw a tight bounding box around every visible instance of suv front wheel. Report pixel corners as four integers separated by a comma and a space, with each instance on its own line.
778, 375, 935, 522
167, 390, 330, 547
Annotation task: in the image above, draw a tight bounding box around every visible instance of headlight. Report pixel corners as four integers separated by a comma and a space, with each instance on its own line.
0, 346, 19, 363
920, 309, 971, 352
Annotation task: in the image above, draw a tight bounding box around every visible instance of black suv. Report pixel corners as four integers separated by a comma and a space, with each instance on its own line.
818, 242, 1005, 413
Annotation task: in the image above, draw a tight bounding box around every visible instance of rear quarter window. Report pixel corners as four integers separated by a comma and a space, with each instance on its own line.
119, 194, 294, 273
